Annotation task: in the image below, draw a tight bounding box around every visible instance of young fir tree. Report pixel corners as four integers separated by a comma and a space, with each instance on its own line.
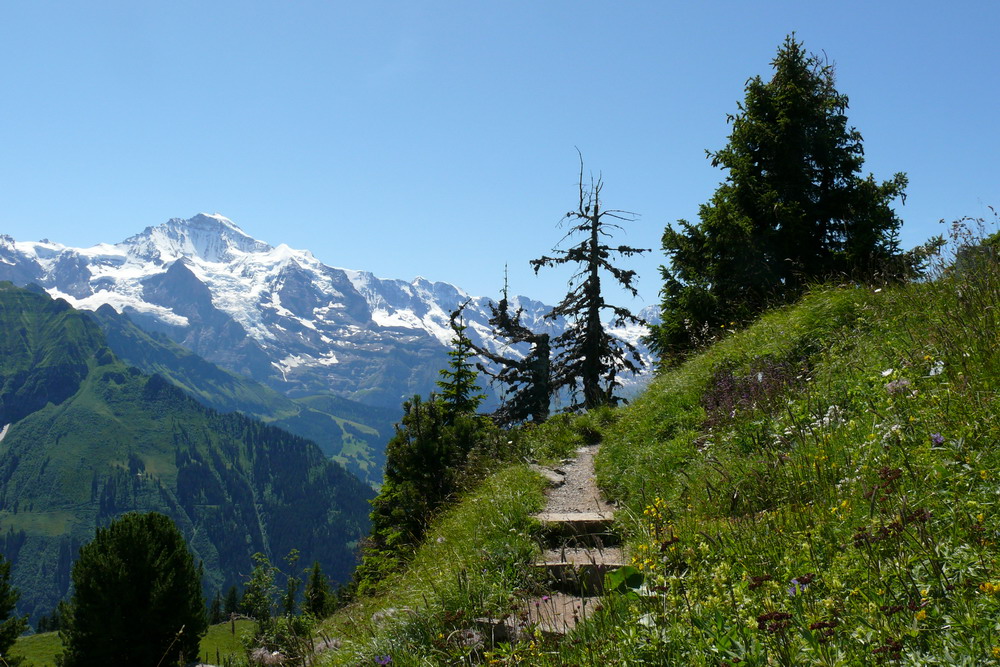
649, 35, 907, 361
59, 512, 207, 667
209, 590, 224, 624
435, 314, 486, 420
303, 561, 332, 618
531, 154, 649, 410
223, 585, 240, 618
0, 555, 27, 664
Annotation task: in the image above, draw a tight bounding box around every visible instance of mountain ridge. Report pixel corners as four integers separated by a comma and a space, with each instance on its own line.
0, 214, 652, 410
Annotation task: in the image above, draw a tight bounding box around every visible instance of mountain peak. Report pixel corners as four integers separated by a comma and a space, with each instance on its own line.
120, 214, 272, 265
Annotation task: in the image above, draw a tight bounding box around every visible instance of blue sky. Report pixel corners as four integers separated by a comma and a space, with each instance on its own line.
0, 1, 996, 307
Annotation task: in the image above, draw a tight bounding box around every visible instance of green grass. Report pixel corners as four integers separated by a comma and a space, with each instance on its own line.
318, 464, 548, 665
10, 619, 255, 666
195, 619, 255, 665
313, 223, 1000, 664
10, 630, 62, 666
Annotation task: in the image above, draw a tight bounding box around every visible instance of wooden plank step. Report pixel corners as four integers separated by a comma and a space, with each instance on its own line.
534, 511, 614, 533
533, 511, 618, 546
523, 592, 601, 636
534, 547, 625, 595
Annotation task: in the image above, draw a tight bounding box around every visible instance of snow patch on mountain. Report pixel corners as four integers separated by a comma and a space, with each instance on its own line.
0, 213, 654, 406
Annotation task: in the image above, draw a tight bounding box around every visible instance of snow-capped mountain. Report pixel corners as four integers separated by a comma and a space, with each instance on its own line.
0, 214, 652, 407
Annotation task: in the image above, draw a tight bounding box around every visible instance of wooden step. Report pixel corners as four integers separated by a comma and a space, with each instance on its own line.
534, 511, 619, 547
523, 592, 601, 636
534, 546, 625, 595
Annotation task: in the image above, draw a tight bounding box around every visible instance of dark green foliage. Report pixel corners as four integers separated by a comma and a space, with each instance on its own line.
240, 553, 278, 627
209, 590, 223, 624
35, 602, 64, 633
436, 316, 485, 420
223, 585, 240, 617
0, 555, 27, 664
354, 314, 490, 588
59, 512, 207, 667
0, 283, 374, 624
650, 35, 907, 361
303, 561, 332, 618
281, 549, 300, 617
355, 396, 496, 591
531, 156, 648, 410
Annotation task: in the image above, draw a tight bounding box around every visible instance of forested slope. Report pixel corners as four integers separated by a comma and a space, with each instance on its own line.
0, 282, 373, 623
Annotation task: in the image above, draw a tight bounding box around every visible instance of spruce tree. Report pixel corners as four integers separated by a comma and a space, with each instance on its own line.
209, 591, 223, 624
59, 512, 207, 667
436, 315, 485, 420
223, 585, 240, 618
303, 561, 331, 618
0, 555, 27, 664
649, 35, 907, 360
531, 154, 648, 410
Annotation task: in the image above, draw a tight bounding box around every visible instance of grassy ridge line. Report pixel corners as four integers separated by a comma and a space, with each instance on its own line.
324, 243, 1000, 663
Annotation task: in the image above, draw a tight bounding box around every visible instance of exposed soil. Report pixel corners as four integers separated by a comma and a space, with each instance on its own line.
540, 444, 615, 515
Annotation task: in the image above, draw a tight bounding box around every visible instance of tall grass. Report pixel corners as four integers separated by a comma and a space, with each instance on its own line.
312, 218, 1000, 665
317, 464, 548, 665
537, 220, 1000, 665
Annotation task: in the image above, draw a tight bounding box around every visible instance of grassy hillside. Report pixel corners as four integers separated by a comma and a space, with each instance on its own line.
0, 283, 374, 624
316, 230, 1000, 664
91, 304, 395, 486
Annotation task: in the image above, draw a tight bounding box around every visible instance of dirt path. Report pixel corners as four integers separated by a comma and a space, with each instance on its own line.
522, 444, 623, 635
538, 444, 615, 515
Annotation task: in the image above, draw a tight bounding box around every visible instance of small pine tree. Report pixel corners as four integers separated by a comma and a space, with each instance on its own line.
436, 315, 485, 419
0, 554, 27, 664
223, 585, 240, 618
209, 590, 223, 624
59, 512, 206, 667
303, 561, 331, 618
282, 549, 301, 617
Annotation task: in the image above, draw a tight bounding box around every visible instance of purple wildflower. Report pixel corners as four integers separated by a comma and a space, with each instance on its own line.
930, 433, 945, 445
788, 578, 809, 596
375, 656, 392, 665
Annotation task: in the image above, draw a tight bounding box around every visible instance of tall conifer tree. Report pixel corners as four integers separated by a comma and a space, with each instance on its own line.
649, 35, 907, 360
60, 512, 207, 667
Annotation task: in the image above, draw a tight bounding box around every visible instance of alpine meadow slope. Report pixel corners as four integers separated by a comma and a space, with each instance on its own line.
311, 224, 1000, 665
0, 282, 374, 625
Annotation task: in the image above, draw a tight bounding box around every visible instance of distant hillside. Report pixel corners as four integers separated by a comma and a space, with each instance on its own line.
0, 214, 651, 410
0, 282, 374, 624
88, 303, 395, 486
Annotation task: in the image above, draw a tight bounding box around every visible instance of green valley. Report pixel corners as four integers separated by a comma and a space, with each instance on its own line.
0, 282, 374, 624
